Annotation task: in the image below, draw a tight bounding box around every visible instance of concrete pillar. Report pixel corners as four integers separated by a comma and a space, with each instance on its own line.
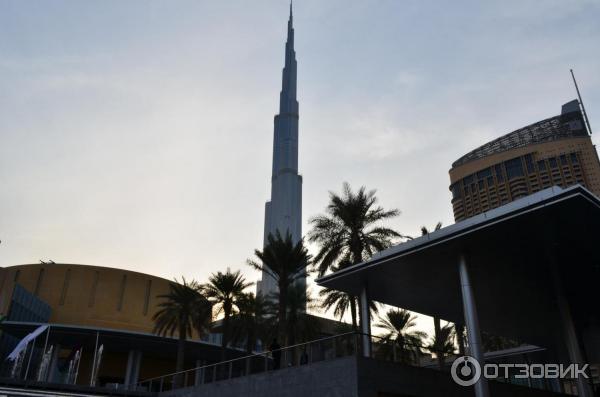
458, 254, 490, 397
552, 265, 594, 397
359, 284, 371, 358
125, 350, 142, 389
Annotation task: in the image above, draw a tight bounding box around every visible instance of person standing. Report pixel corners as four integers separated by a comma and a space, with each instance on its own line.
269, 339, 281, 370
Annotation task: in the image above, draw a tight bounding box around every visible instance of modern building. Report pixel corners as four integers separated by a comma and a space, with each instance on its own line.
449, 100, 600, 221
0, 263, 238, 392
317, 185, 600, 397
257, 4, 304, 298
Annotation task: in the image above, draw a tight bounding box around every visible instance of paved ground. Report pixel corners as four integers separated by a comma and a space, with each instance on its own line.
0, 387, 110, 397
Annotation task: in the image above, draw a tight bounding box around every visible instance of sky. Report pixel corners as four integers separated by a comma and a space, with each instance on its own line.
1, 1, 599, 328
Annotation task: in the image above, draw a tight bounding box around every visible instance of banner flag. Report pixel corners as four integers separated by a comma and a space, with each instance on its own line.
6, 325, 48, 361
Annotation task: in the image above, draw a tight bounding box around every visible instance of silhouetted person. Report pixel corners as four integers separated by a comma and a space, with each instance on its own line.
270, 339, 281, 369
300, 348, 308, 365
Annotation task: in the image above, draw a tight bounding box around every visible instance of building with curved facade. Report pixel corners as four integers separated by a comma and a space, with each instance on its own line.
0, 263, 172, 335
449, 100, 600, 221
0, 263, 228, 392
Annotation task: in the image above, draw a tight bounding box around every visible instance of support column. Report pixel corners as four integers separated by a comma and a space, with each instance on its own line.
552, 264, 594, 397
458, 254, 490, 397
359, 284, 371, 358
125, 350, 142, 389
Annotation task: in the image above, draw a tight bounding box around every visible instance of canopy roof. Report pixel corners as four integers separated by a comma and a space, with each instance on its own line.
0, 321, 240, 364
317, 185, 600, 350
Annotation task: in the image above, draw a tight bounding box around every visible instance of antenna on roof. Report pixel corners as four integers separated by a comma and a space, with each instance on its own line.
570, 69, 593, 135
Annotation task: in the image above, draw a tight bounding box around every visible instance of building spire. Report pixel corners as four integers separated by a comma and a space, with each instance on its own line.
280, 0, 297, 115
288, 1, 294, 37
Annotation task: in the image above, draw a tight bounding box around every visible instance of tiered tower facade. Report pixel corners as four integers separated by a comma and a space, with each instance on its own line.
257, 5, 304, 298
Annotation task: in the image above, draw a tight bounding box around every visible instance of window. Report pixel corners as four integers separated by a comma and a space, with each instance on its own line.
537, 160, 547, 171
560, 155, 568, 166
495, 164, 504, 182
464, 174, 474, 185
477, 168, 492, 179
487, 176, 494, 186
450, 183, 461, 199
504, 158, 524, 179
525, 154, 535, 173
570, 153, 579, 164
549, 157, 558, 168
478, 180, 484, 190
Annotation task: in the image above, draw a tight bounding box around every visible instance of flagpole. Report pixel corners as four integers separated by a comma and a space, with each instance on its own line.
90, 331, 99, 386
39, 325, 51, 382
74, 347, 83, 385
24, 332, 37, 380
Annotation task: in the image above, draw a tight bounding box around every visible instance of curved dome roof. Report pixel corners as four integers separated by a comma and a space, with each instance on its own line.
452, 102, 589, 168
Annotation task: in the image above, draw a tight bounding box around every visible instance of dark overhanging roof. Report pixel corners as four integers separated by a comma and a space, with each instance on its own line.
316, 185, 600, 350
0, 321, 241, 363
452, 105, 589, 168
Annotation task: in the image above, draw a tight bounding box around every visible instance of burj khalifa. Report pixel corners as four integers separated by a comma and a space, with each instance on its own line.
257, 4, 304, 298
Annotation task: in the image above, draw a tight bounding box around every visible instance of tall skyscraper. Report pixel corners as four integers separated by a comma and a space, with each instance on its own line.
257, 4, 304, 298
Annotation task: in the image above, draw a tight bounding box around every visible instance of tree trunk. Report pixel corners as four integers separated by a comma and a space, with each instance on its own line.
278, 283, 287, 345
221, 308, 231, 361
352, 248, 368, 335
349, 296, 358, 331
455, 323, 466, 356
174, 331, 186, 388
433, 317, 444, 370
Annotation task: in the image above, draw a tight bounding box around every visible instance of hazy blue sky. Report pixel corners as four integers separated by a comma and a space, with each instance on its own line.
1, 1, 599, 298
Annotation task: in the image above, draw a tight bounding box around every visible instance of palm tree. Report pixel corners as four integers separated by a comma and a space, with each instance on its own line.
230, 292, 272, 353
281, 285, 320, 347
309, 183, 403, 330
248, 231, 311, 343
202, 269, 252, 359
453, 323, 466, 356
420, 222, 442, 237
375, 308, 427, 364
427, 323, 455, 370
482, 332, 520, 352
319, 263, 379, 329
152, 278, 212, 387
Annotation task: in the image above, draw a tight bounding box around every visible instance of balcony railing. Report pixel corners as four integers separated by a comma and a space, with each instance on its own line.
135, 332, 585, 395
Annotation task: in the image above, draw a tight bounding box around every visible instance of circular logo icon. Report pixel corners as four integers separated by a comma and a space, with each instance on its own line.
451, 356, 481, 386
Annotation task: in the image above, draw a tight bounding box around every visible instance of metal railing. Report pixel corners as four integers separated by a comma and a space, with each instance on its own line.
136, 332, 359, 392
135, 332, 573, 394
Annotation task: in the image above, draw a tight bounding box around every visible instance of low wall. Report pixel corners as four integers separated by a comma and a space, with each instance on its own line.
158, 356, 571, 397
357, 358, 570, 397
160, 356, 358, 397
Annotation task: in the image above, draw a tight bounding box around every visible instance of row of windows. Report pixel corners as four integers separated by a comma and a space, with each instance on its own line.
451, 151, 582, 201
451, 151, 586, 220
